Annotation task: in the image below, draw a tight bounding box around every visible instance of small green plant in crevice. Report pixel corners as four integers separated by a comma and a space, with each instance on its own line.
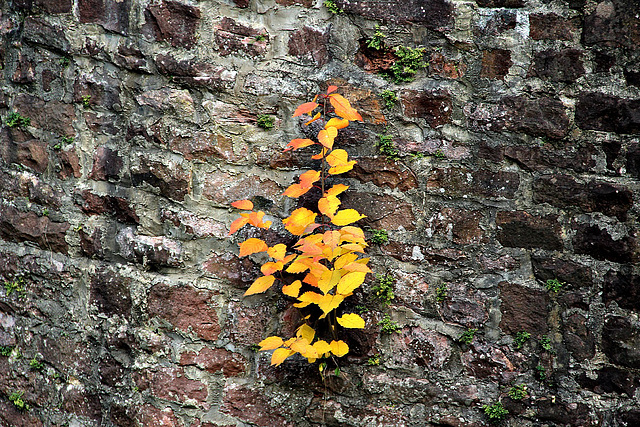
367, 25, 386, 50
514, 331, 531, 350
8, 391, 29, 411
388, 45, 426, 83
370, 228, 389, 245
0, 345, 14, 357
378, 314, 400, 334
249, 344, 261, 352
42, 208, 49, 217
435, 283, 448, 303
54, 135, 74, 151
482, 401, 508, 424
256, 114, 275, 130
535, 364, 546, 381
508, 384, 527, 400
458, 328, 477, 345
376, 133, 398, 159
539, 335, 555, 353
5, 112, 31, 128
380, 90, 397, 110
545, 278, 564, 293
433, 149, 446, 159
254, 34, 266, 42
59, 57, 70, 67
323, 0, 343, 14
29, 357, 44, 371
4, 277, 25, 297
372, 274, 395, 306
355, 304, 369, 314
81, 95, 91, 108
367, 354, 380, 366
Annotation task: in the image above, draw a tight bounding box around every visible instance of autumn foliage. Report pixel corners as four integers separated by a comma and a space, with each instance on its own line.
229, 86, 370, 367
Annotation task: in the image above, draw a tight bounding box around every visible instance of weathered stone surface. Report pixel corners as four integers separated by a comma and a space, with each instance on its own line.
427, 208, 484, 244
476, 0, 524, 6
88, 146, 123, 181
288, 26, 329, 66
73, 75, 121, 111
563, 312, 595, 361
480, 49, 511, 79
440, 282, 489, 326
179, 347, 247, 376
79, 228, 104, 258
11, 54, 35, 84
161, 209, 227, 239
602, 316, 640, 368
390, 327, 452, 369
114, 44, 148, 73
277, 0, 314, 6
14, 94, 74, 136
79, 190, 139, 224
573, 224, 636, 263
90, 267, 132, 317
530, 14, 578, 40
533, 175, 633, 221
136, 88, 194, 117
499, 282, 549, 336
14, 139, 49, 173
583, 0, 640, 50
148, 283, 220, 340
535, 400, 591, 426
496, 211, 562, 251
223, 384, 294, 426
336, 0, 454, 28
14, 0, 72, 13
342, 192, 416, 231
79, 0, 131, 35
116, 228, 182, 267
135, 366, 208, 404
203, 173, 281, 205
0, 205, 68, 253
577, 366, 639, 396
627, 144, 640, 178
427, 167, 520, 199
155, 54, 237, 89
529, 49, 585, 82
575, 93, 640, 134
462, 342, 517, 383
145, 0, 200, 49
136, 405, 182, 427
203, 252, 258, 286
502, 96, 570, 139
131, 154, 191, 201
57, 148, 81, 179
167, 131, 247, 163
604, 269, 640, 313
215, 17, 267, 57
347, 157, 417, 191
22, 17, 70, 52
354, 40, 398, 75
531, 255, 592, 288
0, 400, 43, 427
501, 142, 597, 173
402, 90, 452, 127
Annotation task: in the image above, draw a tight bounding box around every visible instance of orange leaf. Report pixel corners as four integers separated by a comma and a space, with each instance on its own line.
267, 244, 287, 261
304, 111, 322, 126
340, 226, 366, 243
282, 280, 302, 298
323, 230, 341, 249
330, 340, 349, 357
336, 271, 367, 295
293, 102, 319, 117
311, 147, 327, 160
325, 117, 349, 130
337, 313, 365, 329
327, 184, 349, 197
329, 94, 363, 121
229, 216, 249, 235
331, 209, 366, 226
271, 348, 295, 366
247, 211, 271, 229
326, 149, 356, 175
284, 170, 320, 198
318, 195, 340, 218
244, 275, 276, 296
284, 138, 315, 152
327, 85, 338, 94
239, 238, 268, 257
261, 261, 284, 276
231, 199, 253, 210
283, 207, 317, 235
318, 127, 338, 150
259, 336, 284, 350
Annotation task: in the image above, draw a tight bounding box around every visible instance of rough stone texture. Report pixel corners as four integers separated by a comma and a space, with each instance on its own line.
1, 0, 639, 425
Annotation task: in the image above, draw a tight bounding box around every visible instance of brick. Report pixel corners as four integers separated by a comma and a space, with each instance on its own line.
79, 0, 131, 35
502, 96, 569, 139
288, 26, 329, 66
563, 313, 595, 361
148, 283, 220, 340
347, 157, 418, 191
573, 224, 636, 264
533, 175, 632, 221
528, 49, 585, 82
401, 90, 452, 127
79, 190, 139, 224
576, 93, 640, 134
215, 17, 267, 57
604, 270, 640, 313
529, 14, 578, 40
480, 49, 511, 79
336, 0, 454, 28
179, 347, 247, 376
88, 146, 123, 181
145, 1, 200, 49
0, 205, 69, 253
496, 211, 562, 251
90, 267, 132, 317
603, 316, 640, 368
499, 282, 549, 336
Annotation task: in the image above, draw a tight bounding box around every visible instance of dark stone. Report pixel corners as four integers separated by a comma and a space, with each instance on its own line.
477, 10, 516, 35
575, 93, 640, 134
14, 94, 74, 136
0, 205, 69, 253
530, 14, 578, 40
401, 90, 452, 127
203, 252, 258, 287
117, 228, 181, 268
617, 409, 640, 425
145, 0, 201, 49
79, 228, 104, 258
602, 316, 640, 368
233, 0, 250, 6
79, 0, 131, 35
336, 0, 454, 28
79, 190, 140, 224
503, 143, 597, 173
131, 155, 191, 201
528, 49, 585, 82
426, 167, 519, 199
88, 147, 123, 181
277, 0, 314, 6
1, 136, 50, 173
90, 268, 132, 317
563, 313, 596, 361
110, 406, 137, 427
11, 54, 35, 84
215, 17, 267, 57
155, 54, 235, 89
573, 224, 635, 264
73, 75, 121, 111
603, 141, 621, 171
480, 49, 511, 79
342, 192, 416, 231
22, 17, 70, 53
624, 69, 640, 87
288, 26, 329, 66
627, 144, 640, 178
13, 0, 72, 13
499, 282, 549, 336
577, 366, 639, 396
583, 0, 640, 50
502, 96, 570, 139
533, 174, 633, 221
347, 157, 418, 191
83, 112, 119, 136
594, 51, 616, 72
476, 0, 524, 6
536, 401, 591, 426
604, 269, 640, 313
496, 211, 562, 251
114, 44, 148, 73
531, 255, 592, 288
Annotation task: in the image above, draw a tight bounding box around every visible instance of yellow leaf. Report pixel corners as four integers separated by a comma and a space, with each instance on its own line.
271, 348, 295, 366
290, 338, 310, 353
337, 272, 367, 295
330, 340, 349, 357
317, 269, 342, 294
341, 243, 366, 253
334, 253, 358, 269
282, 280, 302, 298
337, 313, 366, 329
259, 336, 284, 350
244, 275, 276, 296
239, 238, 268, 257
297, 291, 322, 305
267, 244, 287, 261
323, 230, 341, 249
318, 126, 338, 150
283, 208, 317, 236
331, 209, 366, 226
342, 261, 372, 273
326, 149, 356, 175
329, 94, 363, 121
297, 324, 316, 342
325, 117, 349, 130
318, 293, 344, 314
231, 199, 253, 210
286, 256, 313, 273
312, 340, 332, 357
327, 184, 349, 197
340, 226, 366, 244
261, 261, 284, 276
318, 195, 340, 218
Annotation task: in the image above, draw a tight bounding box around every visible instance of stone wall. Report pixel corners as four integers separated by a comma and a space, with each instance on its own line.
0, 0, 639, 425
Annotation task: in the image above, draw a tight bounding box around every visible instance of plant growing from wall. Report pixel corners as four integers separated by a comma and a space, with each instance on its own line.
323, 0, 343, 14
482, 401, 508, 424
458, 328, 477, 345
257, 114, 275, 130
367, 25, 386, 50
372, 273, 395, 306
5, 112, 30, 128
545, 278, 564, 293
435, 283, 448, 302
380, 90, 397, 110
514, 331, 530, 350
230, 87, 369, 367
369, 228, 388, 245
376, 132, 398, 159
